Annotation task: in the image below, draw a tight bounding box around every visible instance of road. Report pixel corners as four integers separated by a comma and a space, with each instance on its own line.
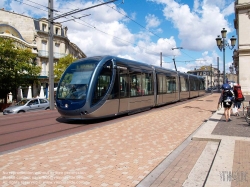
0, 110, 127, 154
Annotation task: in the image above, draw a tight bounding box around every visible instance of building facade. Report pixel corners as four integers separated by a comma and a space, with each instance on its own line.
188, 66, 221, 89
0, 9, 86, 98
188, 66, 238, 90
234, 0, 250, 95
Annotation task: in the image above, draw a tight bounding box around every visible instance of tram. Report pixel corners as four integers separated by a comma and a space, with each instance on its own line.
55, 56, 205, 120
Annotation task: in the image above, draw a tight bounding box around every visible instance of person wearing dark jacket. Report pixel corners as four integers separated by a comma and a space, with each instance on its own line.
218, 83, 234, 122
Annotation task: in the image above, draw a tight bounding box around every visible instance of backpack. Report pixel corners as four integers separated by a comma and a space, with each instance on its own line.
223, 90, 233, 102
234, 85, 244, 101
221, 83, 231, 90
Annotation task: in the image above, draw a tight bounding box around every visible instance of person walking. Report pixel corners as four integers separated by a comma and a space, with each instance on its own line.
218, 83, 235, 122
233, 83, 245, 116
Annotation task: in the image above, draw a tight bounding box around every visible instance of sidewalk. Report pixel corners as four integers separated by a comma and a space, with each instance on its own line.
140, 95, 250, 187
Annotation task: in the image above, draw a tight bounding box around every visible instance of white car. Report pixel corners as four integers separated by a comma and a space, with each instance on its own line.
3, 98, 50, 115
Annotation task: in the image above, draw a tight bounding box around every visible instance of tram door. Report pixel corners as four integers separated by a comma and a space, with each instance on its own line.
118, 67, 129, 113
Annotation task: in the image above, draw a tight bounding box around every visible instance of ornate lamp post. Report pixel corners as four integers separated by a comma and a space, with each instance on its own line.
215, 28, 236, 84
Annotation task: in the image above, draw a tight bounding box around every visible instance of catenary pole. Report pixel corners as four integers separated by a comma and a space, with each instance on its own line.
48, 0, 54, 110
47, 0, 117, 110
223, 38, 226, 84
160, 52, 162, 67
217, 57, 220, 91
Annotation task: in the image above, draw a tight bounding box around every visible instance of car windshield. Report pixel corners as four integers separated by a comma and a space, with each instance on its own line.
57, 58, 99, 100
16, 99, 30, 106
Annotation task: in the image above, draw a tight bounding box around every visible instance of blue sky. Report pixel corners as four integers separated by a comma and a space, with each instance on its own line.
1, 0, 237, 73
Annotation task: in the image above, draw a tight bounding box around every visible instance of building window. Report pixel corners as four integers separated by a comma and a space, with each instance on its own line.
41, 61, 47, 76
42, 24, 47, 31
54, 43, 60, 58
55, 27, 60, 35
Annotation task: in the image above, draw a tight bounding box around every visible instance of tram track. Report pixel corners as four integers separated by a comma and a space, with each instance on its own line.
0, 110, 61, 126
0, 109, 126, 154
0, 124, 84, 147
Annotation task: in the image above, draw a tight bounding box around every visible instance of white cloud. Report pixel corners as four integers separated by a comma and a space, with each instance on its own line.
4, 0, 236, 72
147, 0, 235, 73
0, 0, 7, 9
222, 2, 234, 17
145, 14, 161, 29
193, 0, 200, 12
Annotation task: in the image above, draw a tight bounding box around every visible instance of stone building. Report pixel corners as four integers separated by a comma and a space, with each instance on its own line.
233, 0, 250, 95
188, 66, 222, 89
188, 65, 238, 90
0, 9, 86, 98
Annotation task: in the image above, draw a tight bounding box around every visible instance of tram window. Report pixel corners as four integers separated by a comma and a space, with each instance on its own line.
142, 73, 153, 95
199, 79, 205, 90
180, 77, 189, 91
190, 79, 195, 91
119, 69, 129, 98
195, 80, 199, 91
157, 74, 165, 94
185, 78, 190, 91
166, 76, 176, 93
92, 60, 112, 105
130, 72, 141, 97
57, 61, 96, 100
162, 75, 167, 94
109, 71, 119, 99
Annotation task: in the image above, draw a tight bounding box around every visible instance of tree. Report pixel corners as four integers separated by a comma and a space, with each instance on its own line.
54, 54, 76, 82
0, 38, 41, 102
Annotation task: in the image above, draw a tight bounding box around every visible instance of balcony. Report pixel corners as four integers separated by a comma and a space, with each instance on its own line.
38, 50, 67, 59
40, 71, 48, 77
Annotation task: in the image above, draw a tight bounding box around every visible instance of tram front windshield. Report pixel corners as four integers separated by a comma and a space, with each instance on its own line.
57, 59, 98, 100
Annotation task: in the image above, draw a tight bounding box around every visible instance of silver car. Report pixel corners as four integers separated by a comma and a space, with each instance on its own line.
3, 98, 50, 115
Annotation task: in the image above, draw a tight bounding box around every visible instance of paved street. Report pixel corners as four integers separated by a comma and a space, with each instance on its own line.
1, 93, 250, 187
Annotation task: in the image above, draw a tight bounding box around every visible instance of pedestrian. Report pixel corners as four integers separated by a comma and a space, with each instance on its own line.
218, 83, 235, 122
233, 83, 245, 116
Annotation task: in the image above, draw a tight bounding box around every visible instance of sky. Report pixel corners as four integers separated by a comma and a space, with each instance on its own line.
1, 0, 237, 73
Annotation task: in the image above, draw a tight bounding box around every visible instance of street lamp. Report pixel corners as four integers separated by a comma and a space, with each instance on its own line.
171, 47, 183, 71
215, 28, 236, 84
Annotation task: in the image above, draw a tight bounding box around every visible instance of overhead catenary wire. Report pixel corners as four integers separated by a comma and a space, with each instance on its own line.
9, 0, 172, 59
98, 0, 200, 61
12, 0, 198, 63
25, 0, 59, 12
14, 0, 48, 12
71, 19, 174, 60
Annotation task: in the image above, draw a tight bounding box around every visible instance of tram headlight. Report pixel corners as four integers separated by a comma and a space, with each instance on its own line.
65, 104, 69, 108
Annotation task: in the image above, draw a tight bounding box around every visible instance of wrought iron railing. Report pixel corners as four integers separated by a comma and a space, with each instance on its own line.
40, 71, 48, 77
38, 50, 67, 59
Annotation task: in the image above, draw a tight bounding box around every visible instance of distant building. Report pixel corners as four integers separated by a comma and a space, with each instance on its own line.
187, 66, 234, 89
188, 66, 238, 89
0, 9, 86, 97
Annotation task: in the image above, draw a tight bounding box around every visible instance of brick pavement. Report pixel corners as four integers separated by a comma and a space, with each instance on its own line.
0, 93, 220, 187
232, 140, 250, 187
149, 141, 208, 187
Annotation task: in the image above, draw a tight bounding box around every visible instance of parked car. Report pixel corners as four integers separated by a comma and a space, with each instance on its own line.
3, 98, 50, 115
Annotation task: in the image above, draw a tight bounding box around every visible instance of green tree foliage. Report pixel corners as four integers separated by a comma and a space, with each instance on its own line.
0, 38, 41, 100
54, 54, 76, 82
